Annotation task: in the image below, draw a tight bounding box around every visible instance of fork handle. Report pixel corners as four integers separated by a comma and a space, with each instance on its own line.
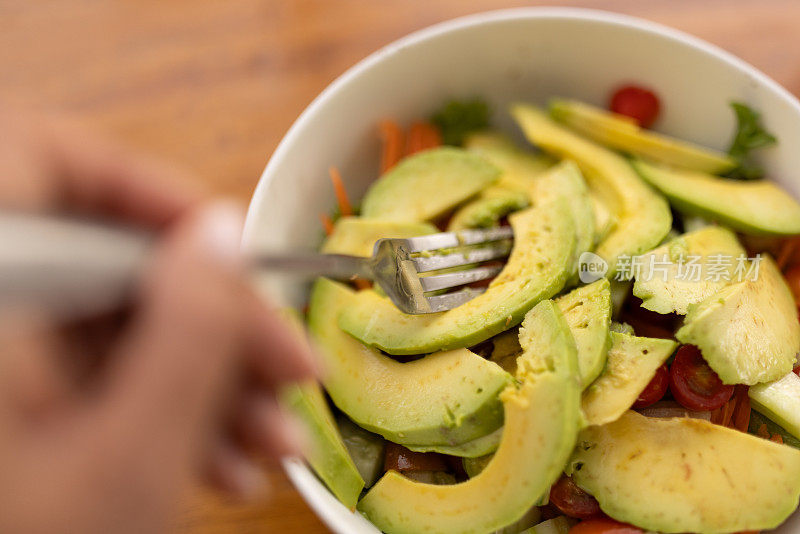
0, 211, 373, 320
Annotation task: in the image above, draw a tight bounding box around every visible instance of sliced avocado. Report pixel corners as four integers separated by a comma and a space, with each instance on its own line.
281, 382, 364, 508
589, 191, 617, 245
322, 217, 437, 257
633, 227, 746, 315
464, 131, 555, 190
555, 279, 612, 388
569, 411, 800, 533
336, 415, 385, 488
357, 300, 582, 534
549, 98, 736, 174
609, 321, 634, 335
462, 454, 493, 478
749, 371, 800, 440
360, 147, 500, 222
406, 426, 502, 458
749, 410, 800, 449
447, 186, 530, 230
308, 278, 511, 446
633, 159, 800, 236
582, 333, 677, 426
489, 328, 523, 374
511, 104, 671, 277
339, 178, 578, 355
676, 255, 800, 384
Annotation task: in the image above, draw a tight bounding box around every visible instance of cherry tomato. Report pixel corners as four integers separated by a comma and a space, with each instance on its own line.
383, 442, 447, 472
570, 518, 644, 534
609, 85, 660, 128
783, 265, 800, 304
669, 345, 734, 411
549, 475, 603, 519
793, 366, 799, 376
632, 364, 669, 409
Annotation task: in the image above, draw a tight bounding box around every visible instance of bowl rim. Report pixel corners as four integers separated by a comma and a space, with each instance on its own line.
243, 7, 800, 532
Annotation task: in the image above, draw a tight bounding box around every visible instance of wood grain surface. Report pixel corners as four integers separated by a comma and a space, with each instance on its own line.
1, 1, 798, 532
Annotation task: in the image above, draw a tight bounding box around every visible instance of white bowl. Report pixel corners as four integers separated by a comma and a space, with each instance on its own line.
243, 8, 800, 533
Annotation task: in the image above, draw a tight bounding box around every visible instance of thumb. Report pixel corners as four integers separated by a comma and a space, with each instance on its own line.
101, 201, 247, 458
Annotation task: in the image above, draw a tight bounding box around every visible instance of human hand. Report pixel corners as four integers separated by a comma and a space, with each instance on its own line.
0, 106, 317, 533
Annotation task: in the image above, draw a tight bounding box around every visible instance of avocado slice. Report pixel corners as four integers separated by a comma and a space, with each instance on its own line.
360, 147, 500, 222
357, 300, 582, 534
322, 217, 437, 257
464, 131, 555, 190
569, 411, 800, 533
582, 333, 677, 426
676, 255, 800, 385
339, 178, 578, 355
749, 371, 800, 440
281, 383, 364, 508
632, 159, 800, 236
308, 278, 511, 446
555, 279, 612, 388
447, 186, 530, 230
633, 226, 746, 315
406, 427, 503, 458
511, 104, 671, 277
549, 98, 736, 174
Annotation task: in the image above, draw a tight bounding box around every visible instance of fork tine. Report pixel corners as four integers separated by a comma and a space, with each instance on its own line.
425, 287, 487, 312
400, 226, 514, 253
412, 241, 512, 272
419, 265, 504, 292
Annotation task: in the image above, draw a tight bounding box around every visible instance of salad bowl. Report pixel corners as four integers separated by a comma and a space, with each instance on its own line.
242, 8, 800, 534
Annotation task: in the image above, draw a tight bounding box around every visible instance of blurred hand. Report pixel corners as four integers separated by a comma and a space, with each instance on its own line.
0, 106, 317, 534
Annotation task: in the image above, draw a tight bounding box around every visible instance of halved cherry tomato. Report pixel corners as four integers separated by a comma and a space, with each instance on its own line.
569, 518, 643, 534
632, 364, 669, 409
609, 85, 660, 128
383, 442, 447, 472
549, 475, 602, 519
669, 345, 734, 411
793, 367, 799, 376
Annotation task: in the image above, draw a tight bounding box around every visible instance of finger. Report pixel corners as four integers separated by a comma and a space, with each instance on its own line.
233, 391, 306, 459
204, 439, 268, 500
100, 201, 247, 457
43, 119, 206, 228
246, 295, 320, 388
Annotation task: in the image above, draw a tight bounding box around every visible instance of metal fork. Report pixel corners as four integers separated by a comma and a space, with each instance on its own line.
0, 212, 512, 317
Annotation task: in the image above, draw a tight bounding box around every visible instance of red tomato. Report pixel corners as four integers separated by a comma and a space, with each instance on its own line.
784, 265, 800, 303
669, 345, 734, 411
793, 367, 799, 376
383, 442, 447, 472
632, 364, 670, 409
549, 475, 602, 519
570, 518, 644, 534
609, 85, 660, 128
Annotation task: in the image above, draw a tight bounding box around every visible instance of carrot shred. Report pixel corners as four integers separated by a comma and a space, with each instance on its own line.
379, 120, 405, 173
777, 237, 799, 271
757, 423, 771, 439
771, 433, 785, 444
731, 385, 751, 432
319, 213, 334, 236
719, 397, 736, 428
406, 122, 442, 156
353, 278, 372, 291
710, 407, 723, 425
328, 167, 353, 217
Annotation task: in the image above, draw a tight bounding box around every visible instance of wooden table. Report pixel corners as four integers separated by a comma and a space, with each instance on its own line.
1, 0, 797, 531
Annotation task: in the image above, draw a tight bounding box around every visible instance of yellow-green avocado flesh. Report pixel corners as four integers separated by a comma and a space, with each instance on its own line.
633, 159, 800, 236
569, 411, 800, 533
749, 371, 800, 440
308, 278, 511, 446
511, 104, 671, 277
357, 300, 582, 534
676, 255, 800, 385
322, 216, 437, 257
360, 147, 500, 222
549, 98, 736, 174
339, 175, 578, 355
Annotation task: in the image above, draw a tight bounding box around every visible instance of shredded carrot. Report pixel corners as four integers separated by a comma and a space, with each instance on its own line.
719, 397, 736, 428
380, 120, 405, 173
771, 433, 785, 444
328, 167, 353, 217
757, 423, 771, 439
710, 406, 723, 425
406, 122, 442, 155
731, 385, 751, 432
353, 278, 372, 291
777, 237, 799, 271
319, 213, 334, 236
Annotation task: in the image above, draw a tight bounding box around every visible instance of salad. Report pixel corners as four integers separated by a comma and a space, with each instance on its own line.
282, 85, 800, 534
